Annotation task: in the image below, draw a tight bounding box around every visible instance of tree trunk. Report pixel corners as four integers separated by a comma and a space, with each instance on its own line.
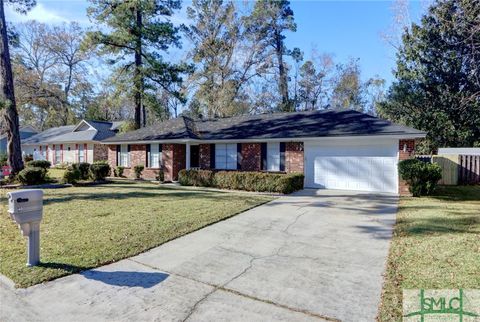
0, 0, 24, 174
133, 7, 143, 129
275, 30, 290, 112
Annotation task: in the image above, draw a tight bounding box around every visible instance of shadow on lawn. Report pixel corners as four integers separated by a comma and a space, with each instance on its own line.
82, 270, 169, 288
38, 262, 89, 273
397, 215, 479, 235
43, 190, 234, 205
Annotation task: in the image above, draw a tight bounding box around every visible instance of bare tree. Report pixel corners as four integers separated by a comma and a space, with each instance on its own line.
12, 21, 93, 128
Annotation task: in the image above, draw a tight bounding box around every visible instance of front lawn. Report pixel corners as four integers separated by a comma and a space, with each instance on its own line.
47, 168, 66, 180
378, 186, 480, 321
0, 181, 272, 287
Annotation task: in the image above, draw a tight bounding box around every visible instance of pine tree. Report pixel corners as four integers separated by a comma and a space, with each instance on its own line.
378, 0, 480, 150
87, 0, 189, 128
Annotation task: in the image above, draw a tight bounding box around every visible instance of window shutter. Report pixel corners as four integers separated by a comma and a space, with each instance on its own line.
210, 144, 215, 169
159, 144, 163, 166
261, 143, 267, 171
279, 142, 286, 172
237, 143, 242, 170
116, 145, 120, 166
146, 144, 150, 168
127, 144, 131, 167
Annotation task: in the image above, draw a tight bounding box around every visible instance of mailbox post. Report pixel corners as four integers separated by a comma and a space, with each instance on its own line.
7, 190, 44, 267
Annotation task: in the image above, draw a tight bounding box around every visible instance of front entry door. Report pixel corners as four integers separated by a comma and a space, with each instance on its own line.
190, 145, 200, 168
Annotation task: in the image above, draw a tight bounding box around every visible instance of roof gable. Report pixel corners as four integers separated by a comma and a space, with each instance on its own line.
22, 119, 120, 145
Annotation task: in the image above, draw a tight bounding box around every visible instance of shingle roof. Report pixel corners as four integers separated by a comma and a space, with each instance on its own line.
0, 126, 38, 140
22, 125, 76, 144
22, 120, 123, 145
104, 117, 199, 142
103, 109, 426, 143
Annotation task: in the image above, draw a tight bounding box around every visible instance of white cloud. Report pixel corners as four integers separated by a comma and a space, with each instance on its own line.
5, 3, 71, 24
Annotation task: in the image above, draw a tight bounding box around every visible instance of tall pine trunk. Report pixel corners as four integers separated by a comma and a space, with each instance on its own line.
0, 0, 23, 174
275, 30, 290, 112
133, 7, 143, 129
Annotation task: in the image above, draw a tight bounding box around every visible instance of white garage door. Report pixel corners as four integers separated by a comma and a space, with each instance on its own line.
305, 140, 398, 193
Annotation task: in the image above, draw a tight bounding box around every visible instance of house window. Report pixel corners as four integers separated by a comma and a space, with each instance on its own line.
267, 142, 280, 171
55, 145, 61, 165
119, 144, 130, 167
78, 144, 85, 163
149, 144, 162, 168
215, 143, 237, 169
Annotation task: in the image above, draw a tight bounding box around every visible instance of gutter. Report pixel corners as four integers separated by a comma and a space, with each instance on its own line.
101, 133, 427, 145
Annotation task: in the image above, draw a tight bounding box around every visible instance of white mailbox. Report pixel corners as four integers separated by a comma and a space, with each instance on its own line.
7, 189, 44, 267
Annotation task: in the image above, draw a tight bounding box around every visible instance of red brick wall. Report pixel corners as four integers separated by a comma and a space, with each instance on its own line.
398, 139, 416, 195
93, 144, 109, 162
162, 144, 186, 181
241, 143, 261, 171
199, 144, 211, 169
107, 144, 166, 180
285, 142, 304, 173
172, 144, 186, 181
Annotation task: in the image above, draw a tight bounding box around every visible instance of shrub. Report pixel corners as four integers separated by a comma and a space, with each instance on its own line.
134, 165, 144, 179
399, 159, 442, 197
178, 169, 304, 194
17, 167, 46, 185
62, 166, 81, 184
155, 168, 164, 182
26, 160, 51, 170
179, 169, 215, 187
114, 166, 125, 177
72, 162, 90, 180
89, 161, 110, 181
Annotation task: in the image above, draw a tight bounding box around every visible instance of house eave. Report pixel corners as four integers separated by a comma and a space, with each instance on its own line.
101, 133, 426, 145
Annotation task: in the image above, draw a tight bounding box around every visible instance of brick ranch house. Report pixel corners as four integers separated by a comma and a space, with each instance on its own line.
21, 120, 123, 164
102, 110, 425, 195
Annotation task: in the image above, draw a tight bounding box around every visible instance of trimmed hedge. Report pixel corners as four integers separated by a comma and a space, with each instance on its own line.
26, 160, 51, 170
89, 161, 110, 181
17, 167, 46, 185
398, 159, 442, 197
179, 169, 304, 194
114, 166, 125, 177
72, 162, 91, 180
63, 166, 81, 184
134, 165, 144, 179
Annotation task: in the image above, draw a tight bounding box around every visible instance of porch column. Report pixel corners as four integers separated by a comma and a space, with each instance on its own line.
186, 143, 191, 169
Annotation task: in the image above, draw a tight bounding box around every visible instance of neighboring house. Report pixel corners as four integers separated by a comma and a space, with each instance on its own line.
102, 110, 426, 194
22, 120, 123, 165
0, 126, 38, 154
438, 147, 480, 155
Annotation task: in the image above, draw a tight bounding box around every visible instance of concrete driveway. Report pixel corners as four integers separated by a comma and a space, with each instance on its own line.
1, 189, 397, 322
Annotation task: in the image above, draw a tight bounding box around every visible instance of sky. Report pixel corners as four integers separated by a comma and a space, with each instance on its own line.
5, 0, 427, 85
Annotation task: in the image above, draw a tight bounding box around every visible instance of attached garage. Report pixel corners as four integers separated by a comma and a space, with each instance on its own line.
304, 138, 399, 193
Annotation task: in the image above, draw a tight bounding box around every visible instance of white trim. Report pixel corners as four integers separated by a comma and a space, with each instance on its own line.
186, 143, 191, 169
101, 133, 425, 145
72, 120, 96, 132
22, 140, 100, 146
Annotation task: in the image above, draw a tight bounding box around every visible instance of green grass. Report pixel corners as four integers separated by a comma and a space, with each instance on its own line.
0, 181, 273, 287
47, 168, 66, 180
378, 186, 480, 321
